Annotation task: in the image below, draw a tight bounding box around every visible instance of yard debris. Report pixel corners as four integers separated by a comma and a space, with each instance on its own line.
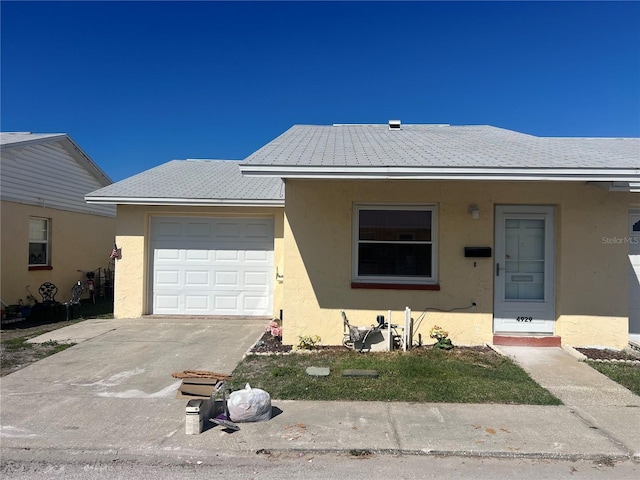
227, 383, 272, 422
172, 370, 231, 399
171, 370, 233, 380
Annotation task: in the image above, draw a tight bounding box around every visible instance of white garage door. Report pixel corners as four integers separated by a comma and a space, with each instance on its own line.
151, 217, 274, 316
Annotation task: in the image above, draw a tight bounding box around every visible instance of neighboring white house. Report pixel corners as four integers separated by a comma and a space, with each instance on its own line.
1, 132, 116, 308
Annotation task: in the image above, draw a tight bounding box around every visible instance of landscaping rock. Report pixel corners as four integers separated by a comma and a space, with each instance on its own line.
342, 369, 379, 378
305, 367, 330, 376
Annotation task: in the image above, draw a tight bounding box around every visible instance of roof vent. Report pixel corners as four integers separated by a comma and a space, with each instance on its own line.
388, 120, 401, 130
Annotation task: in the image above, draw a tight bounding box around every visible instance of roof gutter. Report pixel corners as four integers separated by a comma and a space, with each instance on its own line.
239, 165, 640, 183
85, 196, 285, 207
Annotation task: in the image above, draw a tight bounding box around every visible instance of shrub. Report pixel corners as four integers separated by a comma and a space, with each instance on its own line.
297, 335, 321, 350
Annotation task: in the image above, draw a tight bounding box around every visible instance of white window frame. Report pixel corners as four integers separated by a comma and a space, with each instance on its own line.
29, 217, 51, 266
352, 204, 438, 285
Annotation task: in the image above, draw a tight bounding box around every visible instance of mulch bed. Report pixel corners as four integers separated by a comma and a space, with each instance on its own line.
250, 332, 496, 355
250, 331, 640, 363
250, 332, 640, 362
575, 347, 640, 362
250, 332, 293, 354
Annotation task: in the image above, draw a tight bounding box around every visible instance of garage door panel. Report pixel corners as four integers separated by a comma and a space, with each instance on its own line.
185, 249, 212, 262
214, 295, 240, 312
215, 250, 241, 262
244, 271, 269, 287
154, 221, 182, 237
244, 294, 269, 312
214, 271, 239, 287
245, 250, 270, 262
156, 249, 181, 261
186, 221, 212, 237
185, 295, 210, 311
156, 295, 180, 310
185, 270, 210, 287
216, 222, 241, 238
151, 216, 274, 316
156, 270, 180, 287
246, 222, 271, 239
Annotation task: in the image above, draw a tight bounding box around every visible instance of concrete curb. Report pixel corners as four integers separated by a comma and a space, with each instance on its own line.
561, 345, 587, 361
485, 343, 506, 357
0, 445, 635, 466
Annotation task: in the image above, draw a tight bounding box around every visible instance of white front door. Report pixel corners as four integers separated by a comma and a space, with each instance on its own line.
629, 210, 640, 341
494, 206, 555, 334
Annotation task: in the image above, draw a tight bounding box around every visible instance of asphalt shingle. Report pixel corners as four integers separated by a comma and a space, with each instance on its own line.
86, 159, 284, 203
1, 132, 65, 146
241, 124, 640, 169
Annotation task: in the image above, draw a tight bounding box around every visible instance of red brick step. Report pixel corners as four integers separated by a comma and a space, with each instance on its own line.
492, 335, 561, 347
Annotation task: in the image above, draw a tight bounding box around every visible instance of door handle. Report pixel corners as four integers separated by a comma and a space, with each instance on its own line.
496, 263, 500, 277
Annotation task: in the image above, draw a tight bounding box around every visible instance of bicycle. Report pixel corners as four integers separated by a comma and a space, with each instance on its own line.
77, 269, 99, 304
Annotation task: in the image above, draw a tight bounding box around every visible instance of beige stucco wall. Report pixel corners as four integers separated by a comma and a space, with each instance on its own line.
281, 180, 636, 349
1, 200, 116, 307
113, 205, 284, 319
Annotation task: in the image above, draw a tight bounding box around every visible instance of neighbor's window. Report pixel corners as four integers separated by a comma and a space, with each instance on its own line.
29, 217, 50, 266
353, 205, 437, 284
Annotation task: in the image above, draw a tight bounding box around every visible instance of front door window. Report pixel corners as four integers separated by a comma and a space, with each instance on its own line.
504, 219, 545, 301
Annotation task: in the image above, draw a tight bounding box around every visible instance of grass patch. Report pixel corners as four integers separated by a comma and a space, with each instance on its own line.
1, 296, 112, 376
230, 348, 561, 405
1, 336, 75, 375
6, 337, 75, 357
587, 361, 640, 396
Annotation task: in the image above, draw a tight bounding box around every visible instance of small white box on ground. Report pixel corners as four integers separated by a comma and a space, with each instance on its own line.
185, 398, 212, 435
354, 329, 391, 352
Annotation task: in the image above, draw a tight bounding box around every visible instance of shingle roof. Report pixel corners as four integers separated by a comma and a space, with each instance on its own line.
1, 131, 112, 186
0, 132, 65, 146
241, 124, 640, 169
85, 159, 284, 205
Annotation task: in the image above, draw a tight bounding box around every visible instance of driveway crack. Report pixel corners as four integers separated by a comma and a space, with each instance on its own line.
385, 404, 403, 451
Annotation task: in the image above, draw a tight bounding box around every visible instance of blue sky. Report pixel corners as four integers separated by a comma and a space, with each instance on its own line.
2, 1, 639, 182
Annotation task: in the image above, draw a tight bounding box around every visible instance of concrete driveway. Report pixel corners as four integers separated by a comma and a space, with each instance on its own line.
0, 317, 267, 454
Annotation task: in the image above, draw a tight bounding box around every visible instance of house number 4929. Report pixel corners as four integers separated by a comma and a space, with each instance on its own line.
517, 316, 533, 322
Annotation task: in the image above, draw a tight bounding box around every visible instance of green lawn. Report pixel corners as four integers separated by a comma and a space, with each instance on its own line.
230, 347, 562, 405
587, 361, 640, 396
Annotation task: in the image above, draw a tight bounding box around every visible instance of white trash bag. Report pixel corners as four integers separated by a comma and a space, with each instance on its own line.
227, 383, 272, 422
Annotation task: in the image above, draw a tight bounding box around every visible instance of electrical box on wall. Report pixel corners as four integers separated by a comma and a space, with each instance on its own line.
464, 247, 492, 258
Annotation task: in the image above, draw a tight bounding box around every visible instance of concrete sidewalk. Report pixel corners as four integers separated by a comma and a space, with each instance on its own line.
1, 319, 639, 464
496, 345, 640, 460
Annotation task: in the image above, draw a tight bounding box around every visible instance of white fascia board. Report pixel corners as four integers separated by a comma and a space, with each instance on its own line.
84, 196, 284, 207
239, 165, 640, 182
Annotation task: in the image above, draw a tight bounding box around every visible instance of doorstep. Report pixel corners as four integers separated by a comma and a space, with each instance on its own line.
492, 335, 562, 347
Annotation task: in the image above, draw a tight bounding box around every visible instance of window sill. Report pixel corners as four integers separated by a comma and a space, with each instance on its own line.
351, 282, 440, 291
29, 265, 53, 271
